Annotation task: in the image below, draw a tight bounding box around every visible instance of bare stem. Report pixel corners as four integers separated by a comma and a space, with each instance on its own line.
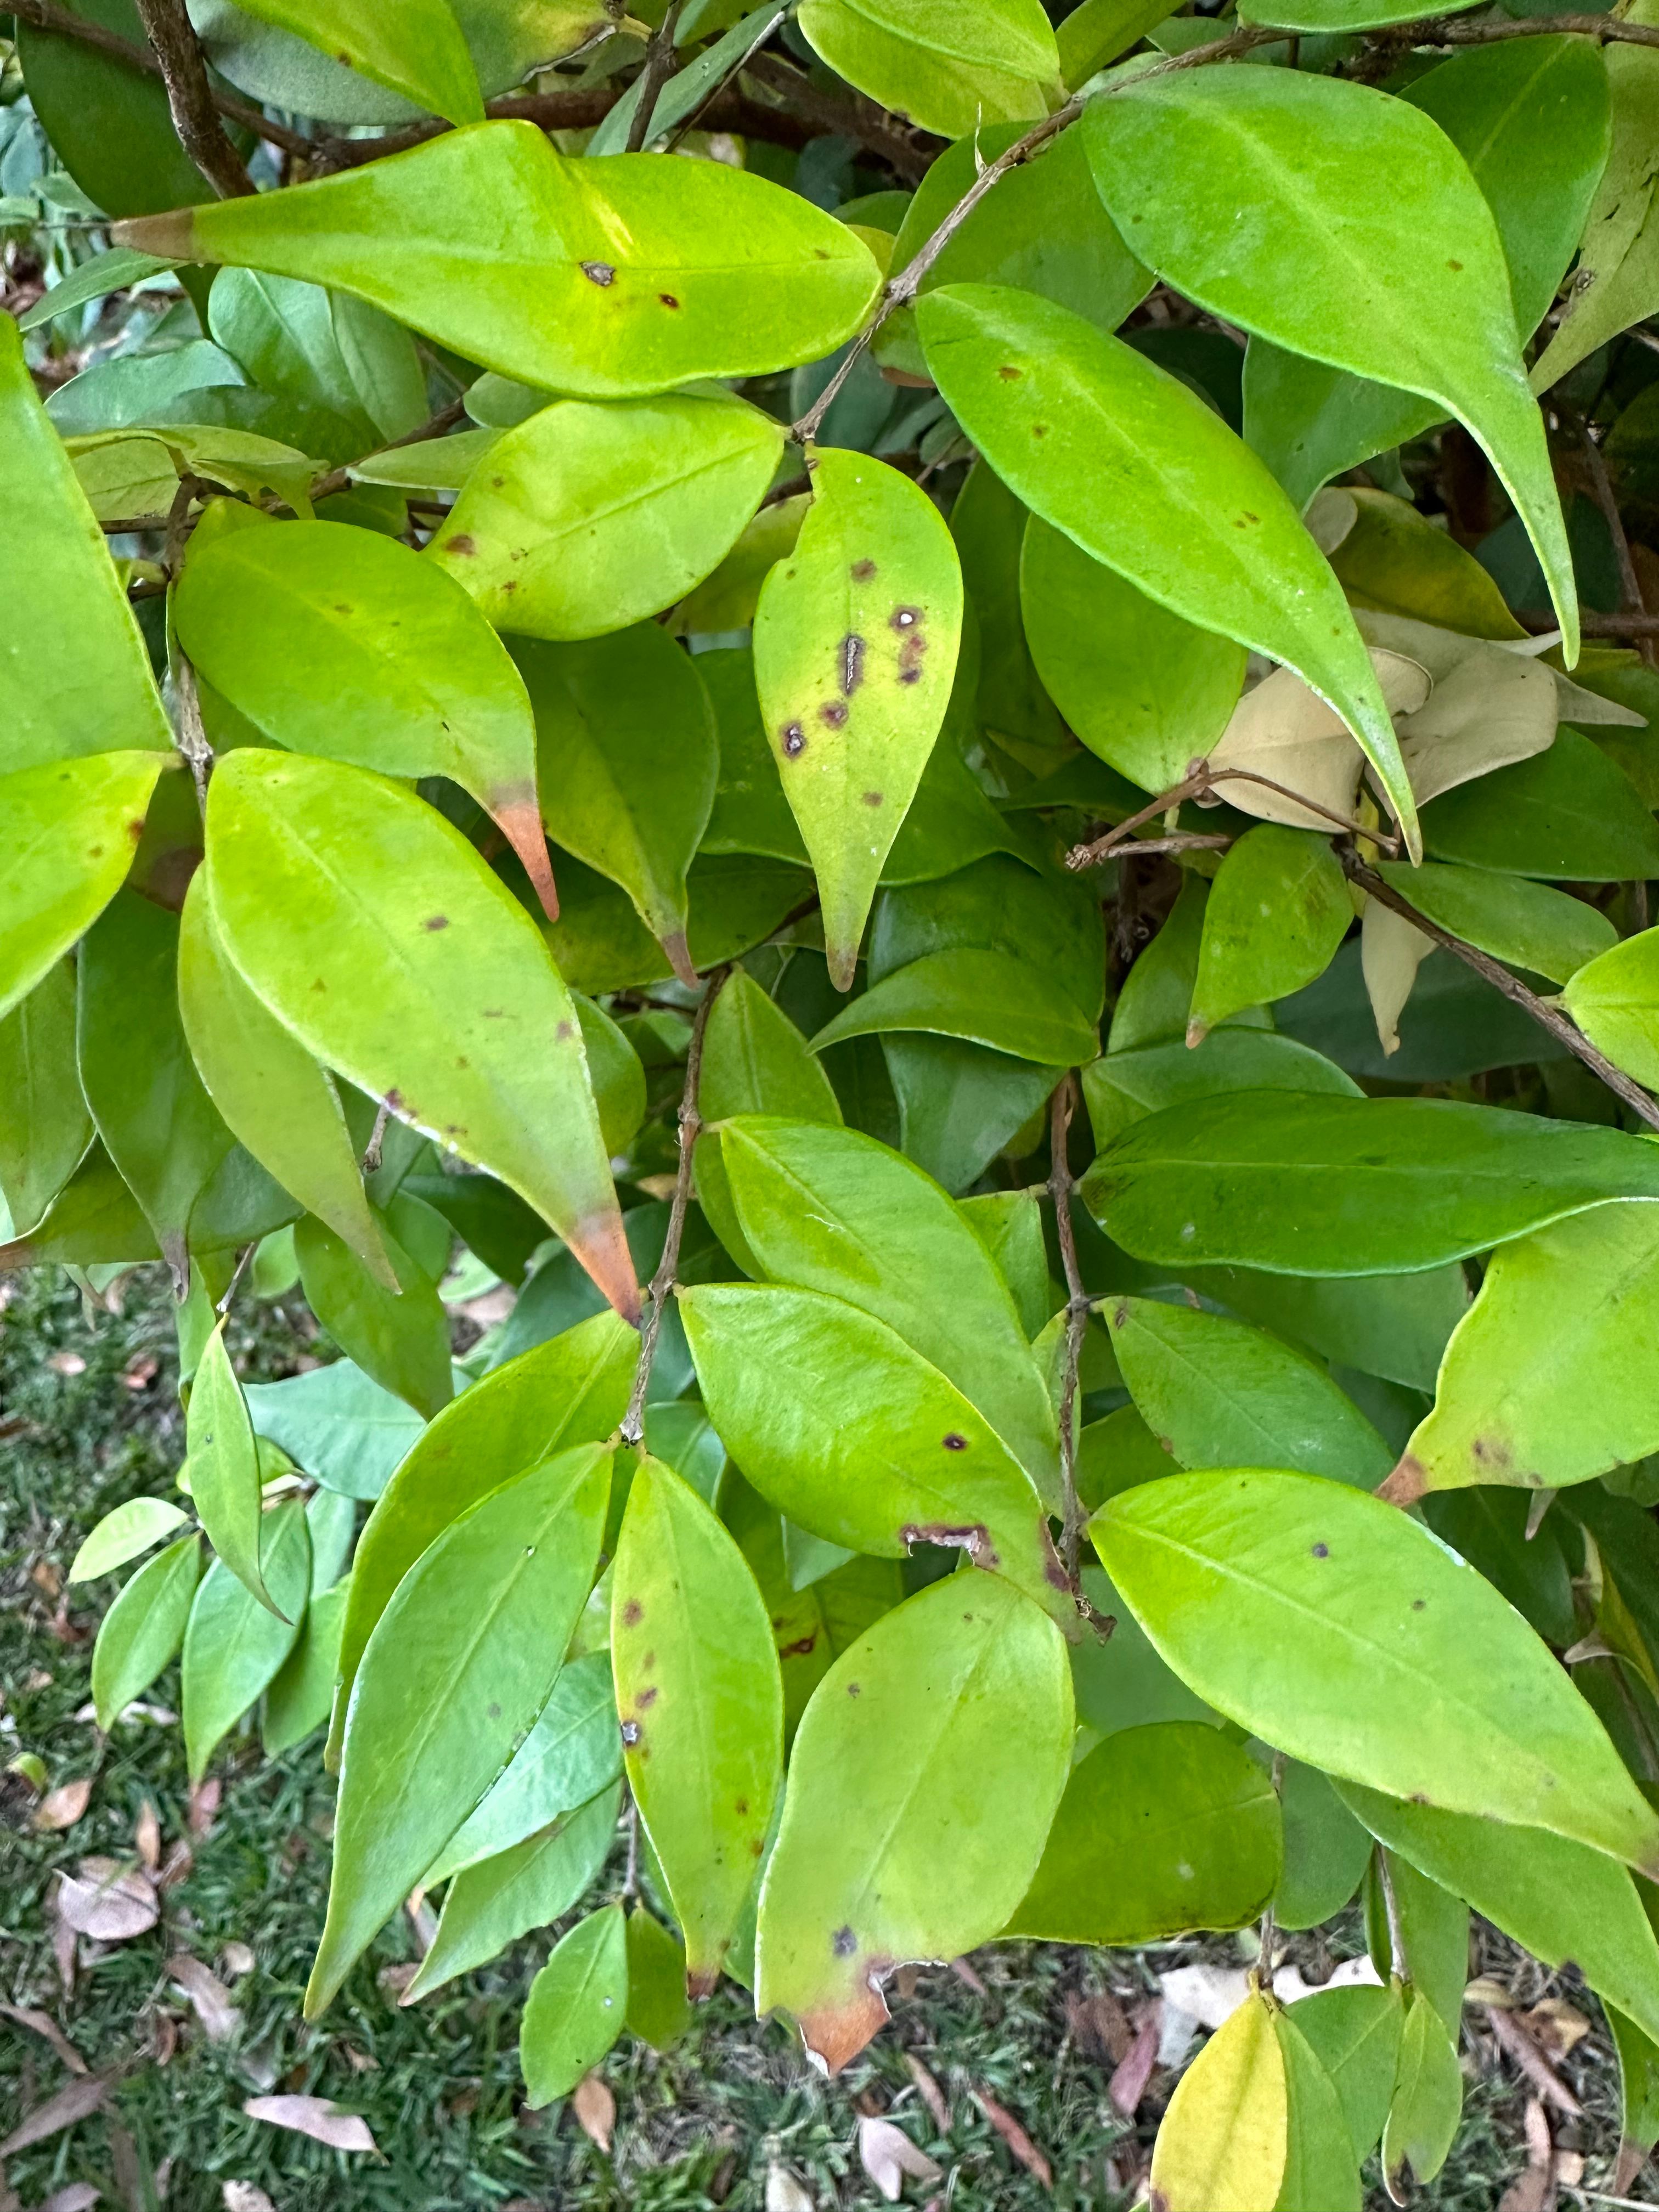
213, 1241, 257, 1318
129, 0, 256, 197
625, 0, 686, 153
1066, 765, 1401, 872
1344, 851, 1659, 1131
361, 1100, 393, 1176
1376, 1847, 1408, 1983
309, 397, 470, 505
620, 967, 727, 1444
1048, 1074, 1090, 1584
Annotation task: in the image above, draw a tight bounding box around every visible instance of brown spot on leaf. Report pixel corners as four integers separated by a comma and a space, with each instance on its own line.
941, 1434, 967, 1451
620, 1719, 641, 1746
997, 364, 1022, 381
487, 1702, 501, 1720
820, 701, 848, 729
622, 1598, 643, 1628
851, 558, 877, 582
1311, 1543, 1329, 1559
832, 1926, 857, 1957
1376, 1455, 1427, 1507
637, 1686, 658, 1709
555, 1020, 574, 1042
901, 1521, 998, 1570
424, 915, 449, 932
841, 634, 866, 695
443, 534, 476, 556
778, 1633, 818, 1657
781, 723, 805, 758
582, 261, 616, 286
658, 293, 680, 309
862, 791, 883, 807
735, 1797, 748, 1815
847, 1681, 861, 1697
1447, 258, 1463, 271
890, 606, 920, 631
1412, 1598, 1426, 1611
1032, 423, 1049, 438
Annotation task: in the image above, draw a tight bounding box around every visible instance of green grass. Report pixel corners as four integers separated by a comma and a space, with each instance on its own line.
0, 1266, 1641, 2209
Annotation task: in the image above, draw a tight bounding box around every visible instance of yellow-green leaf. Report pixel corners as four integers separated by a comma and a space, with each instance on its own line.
188, 1319, 278, 1617
91, 1533, 200, 1731
1149, 1987, 1288, 2212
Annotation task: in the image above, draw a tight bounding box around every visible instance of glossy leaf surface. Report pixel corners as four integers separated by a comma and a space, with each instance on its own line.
91, 1534, 200, 1731
187, 1320, 275, 1617
520, 1904, 628, 2107
1190, 828, 1351, 1040
181, 1499, 311, 1781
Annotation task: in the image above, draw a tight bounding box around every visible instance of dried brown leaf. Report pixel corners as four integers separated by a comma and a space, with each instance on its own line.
1486, 2007, 1582, 2118
221, 1941, 256, 1979
973, 2091, 1052, 2188
55, 1860, 157, 1942
1064, 1989, 1130, 2066
1520, 2000, 1590, 2062
188, 1779, 221, 1838
1108, 2009, 1161, 2119
0, 2003, 87, 2076
903, 2054, 950, 2136
32, 1778, 93, 1832
0, 2073, 110, 2158
857, 2117, 942, 2203
222, 2187, 277, 2212
169, 1956, 239, 2044
766, 2164, 817, 2212
133, 1801, 160, 1871
571, 2072, 615, 2153
1497, 2096, 1554, 2212
242, 2095, 377, 2153
37, 2186, 101, 2211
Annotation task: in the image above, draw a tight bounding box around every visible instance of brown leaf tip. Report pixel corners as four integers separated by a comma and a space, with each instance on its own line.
1377, 1456, 1429, 1507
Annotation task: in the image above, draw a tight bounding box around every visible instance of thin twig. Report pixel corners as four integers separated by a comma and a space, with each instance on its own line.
620, 967, 727, 1445
1066, 765, 1401, 872
361, 1101, 393, 1176
308, 396, 470, 505
129, 0, 255, 196
1048, 1075, 1090, 1585
626, 0, 687, 152
1345, 851, 1659, 1130
1095, 832, 1235, 858
741, 52, 939, 183
1376, 1847, 1408, 1982
213, 1242, 257, 1319
168, 653, 213, 813
622, 1796, 641, 1902
662, 4, 789, 154
1579, 419, 1655, 670
1518, 608, 1659, 637
1376, 9, 1659, 48
788, 23, 1284, 445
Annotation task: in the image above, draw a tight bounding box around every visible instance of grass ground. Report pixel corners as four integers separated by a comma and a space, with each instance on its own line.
0, 1265, 1641, 2210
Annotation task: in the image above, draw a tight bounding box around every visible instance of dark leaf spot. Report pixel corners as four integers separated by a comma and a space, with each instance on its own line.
778, 1632, 818, 1657
620, 1719, 641, 1745
734, 1797, 748, 1815
890, 606, 921, 631
1032, 423, 1049, 437
582, 261, 616, 286
637, 1686, 658, 1709
781, 723, 805, 758
487, 1702, 501, 1719
1412, 1598, 1426, 1611
622, 1598, 643, 1627
862, 791, 883, 807
658, 293, 680, 309
1447, 258, 1463, 271
942, 1433, 967, 1451
850, 558, 877, 582
840, 633, 866, 695
443, 534, 476, 556
820, 701, 848, 729
555, 1020, 574, 1042
1311, 1542, 1329, 1559
997, 364, 1022, 381
847, 1681, 861, 1697
832, 1926, 857, 1957
424, 915, 449, 932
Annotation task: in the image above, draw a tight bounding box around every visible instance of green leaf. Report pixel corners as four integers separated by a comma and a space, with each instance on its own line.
719, 1116, 1060, 1502
1086, 71, 1575, 659
592, 1, 788, 155
1273, 1761, 1374, 1932
960, 1187, 1050, 1339
228, 0, 483, 123
521, 1902, 628, 2107
701, 969, 843, 1128
295, 1211, 454, 1421
681, 1282, 1069, 1622
1330, 488, 1524, 640
1104, 1297, 1394, 1486
626, 1908, 693, 2052
205, 749, 636, 1322
426, 1649, 620, 1884
0, 1142, 160, 1271
176, 518, 557, 917
755, 1573, 1071, 2073
797, 0, 1059, 137
613, 1455, 782, 1991
91, 1533, 200, 1733
1291, 1983, 1403, 2163
0, 753, 170, 1020
1420, 728, 1659, 882
115, 124, 882, 397
70, 1496, 190, 1584
1375, 860, 1616, 986
244, 1360, 424, 1502
182, 1498, 311, 1780
1007, 1721, 1281, 1943
0, 963, 93, 1238
1339, 1780, 1659, 2049
1367, 1850, 1467, 2033
428, 394, 782, 640
1093, 1467, 1659, 1874
1565, 925, 1659, 1086
1148, 1989, 1288, 2212
1082, 1030, 1358, 1151
18, 247, 177, 334
1273, 2006, 1363, 2212
306, 1441, 612, 2016
263, 1578, 351, 1756
180, 871, 394, 1289
188, 1319, 279, 1616
753, 448, 965, 988
0, 313, 172, 772
1058, 0, 1170, 81
409, 1782, 620, 2001
1190, 828, 1351, 1042
949, 462, 1066, 757
1020, 515, 1244, 794
1420, 1489, 1576, 1646
1397, 1204, 1659, 1498
77, 890, 235, 1286
917, 284, 1417, 849
516, 628, 718, 983
208, 269, 428, 445
331, 1311, 634, 1764
809, 947, 1100, 1066
1085, 1092, 1659, 1278
1381, 1990, 1462, 2191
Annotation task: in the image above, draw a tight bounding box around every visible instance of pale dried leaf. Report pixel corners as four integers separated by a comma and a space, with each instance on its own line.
188, 1779, 221, 1838
0, 2073, 109, 2158
1108, 2008, 1161, 2118
243, 2096, 377, 2153
1205, 650, 1427, 832
1064, 1989, 1131, 2064
56, 1860, 157, 1942
0, 2003, 87, 2075
1305, 487, 1357, 555
1487, 2007, 1583, 2117
222, 2186, 276, 2212
1521, 2000, 1590, 2061
37, 2185, 101, 2211
571, 2072, 614, 2153
74, 1699, 176, 1728
221, 1941, 256, 1979
1497, 2096, 1555, 2212
904, 2053, 950, 2135
973, 2090, 1052, 2187
766, 2164, 817, 2212
1392, 648, 1557, 806
1464, 1976, 1515, 2008
857, 2117, 942, 2202
133, 1801, 161, 1871
46, 1352, 86, 1376
1361, 896, 1434, 1057
52, 1910, 76, 1994
32, 1777, 93, 1832
169, 1956, 239, 2043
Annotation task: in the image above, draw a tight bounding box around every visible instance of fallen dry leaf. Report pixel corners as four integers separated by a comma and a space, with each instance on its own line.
52, 1908, 76, 1994
45, 1352, 86, 1378
0, 2073, 110, 2159
37, 2186, 100, 2212
974, 2091, 1052, 2188
1617, 2137, 1652, 2193
904, 2053, 950, 2136
188, 1778, 222, 1838
170, 1956, 239, 2044
376, 1961, 418, 2001
120, 1355, 159, 1391
1521, 2000, 1590, 2062
243, 2095, 377, 2154
571, 2071, 614, 2153
73, 1700, 176, 1728
221, 1940, 256, 1979
1497, 2095, 1555, 2212
1464, 1976, 1514, 2008
1486, 2007, 1582, 2118
222, 2187, 276, 2212
766, 2163, 816, 2212
857, 2116, 942, 2203
133, 1801, 161, 1870
56, 1860, 157, 1942
32, 1777, 93, 1832
0, 2003, 87, 2076
1064, 1989, 1131, 2066
949, 1957, 987, 1998
1109, 2007, 1162, 2119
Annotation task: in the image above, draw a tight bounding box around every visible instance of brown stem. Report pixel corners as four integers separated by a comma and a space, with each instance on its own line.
1048, 1075, 1090, 1584
1376, 9, 1659, 48
741, 52, 939, 183
213, 1240, 258, 1317
308, 396, 470, 504
1103, 833, 1235, 857
620, 966, 728, 1444
1066, 765, 1401, 872
625, 0, 686, 152
1344, 851, 1659, 1131
129, 0, 256, 196
361, 1099, 393, 1175
1578, 418, 1656, 672
1517, 607, 1659, 637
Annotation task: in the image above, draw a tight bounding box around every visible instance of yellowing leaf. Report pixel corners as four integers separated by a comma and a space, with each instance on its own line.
115, 124, 882, 398
1359, 896, 1434, 1059
428, 393, 783, 640
1564, 924, 1659, 1087
754, 448, 964, 987
204, 750, 636, 1323
0, 312, 171, 772
1149, 1987, 1288, 2212
612, 1456, 783, 1993
755, 1574, 1071, 2072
